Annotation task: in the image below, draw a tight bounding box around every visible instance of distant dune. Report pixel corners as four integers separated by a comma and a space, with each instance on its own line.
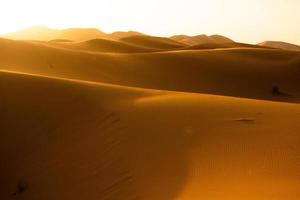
171, 34, 234, 45
3, 27, 146, 42
184, 42, 272, 50
0, 38, 300, 102
5, 27, 300, 53
106, 31, 144, 40
48, 38, 155, 53
120, 35, 187, 49
209, 34, 234, 43
4, 27, 232, 47
259, 41, 300, 51
4, 26, 106, 41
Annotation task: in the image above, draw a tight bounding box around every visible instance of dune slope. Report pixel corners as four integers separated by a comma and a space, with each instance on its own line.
3, 26, 106, 41
259, 41, 300, 51
171, 34, 234, 45
120, 35, 187, 49
1, 38, 300, 102
47, 38, 155, 53
1, 71, 300, 200
106, 31, 144, 40
185, 42, 271, 50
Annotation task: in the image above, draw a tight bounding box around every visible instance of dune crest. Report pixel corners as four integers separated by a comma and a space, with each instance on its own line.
106, 31, 145, 40
120, 35, 187, 49
259, 41, 300, 51
49, 38, 155, 53
3, 26, 106, 41
171, 34, 234, 45
0, 38, 300, 103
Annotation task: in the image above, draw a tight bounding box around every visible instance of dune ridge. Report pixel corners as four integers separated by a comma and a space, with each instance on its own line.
48, 38, 156, 53
1, 38, 300, 103
171, 34, 234, 45
185, 42, 273, 50
3, 26, 145, 42
120, 35, 187, 49
259, 41, 300, 51
106, 31, 145, 40
3, 26, 106, 41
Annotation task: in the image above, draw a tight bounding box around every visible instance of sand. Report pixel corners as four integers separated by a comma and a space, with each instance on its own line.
171, 34, 234, 45
259, 41, 300, 51
0, 38, 300, 102
1, 30, 300, 200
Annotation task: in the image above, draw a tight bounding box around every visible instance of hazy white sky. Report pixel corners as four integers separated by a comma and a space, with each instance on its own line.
1, 0, 300, 44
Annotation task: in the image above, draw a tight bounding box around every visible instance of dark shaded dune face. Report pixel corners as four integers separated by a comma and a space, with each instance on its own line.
120, 35, 187, 49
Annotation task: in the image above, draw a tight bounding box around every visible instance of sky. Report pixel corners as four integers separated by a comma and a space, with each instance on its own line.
0, 0, 300, 44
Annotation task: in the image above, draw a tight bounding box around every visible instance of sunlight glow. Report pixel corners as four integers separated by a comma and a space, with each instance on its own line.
0, 0, 300, 43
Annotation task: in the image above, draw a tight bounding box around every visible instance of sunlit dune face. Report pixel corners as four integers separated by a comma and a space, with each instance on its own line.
0, 0, 300, 198
1, 0, 300, 44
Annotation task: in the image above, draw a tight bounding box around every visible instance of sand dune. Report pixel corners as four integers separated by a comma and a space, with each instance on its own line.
3, 27, 147, 42
1, 27, 300, 200
1, 70, 300, 200
49, 39, 73, 43
0, 38, 300, 102
259, 41, 300, 51
171, 34, 234, 45
209, 34, 234, 43
3, 26, 106, 41
3, 27, 188, 49
106, 31, 144, 40
47, 38, 155, 53
49, 39, 261, 53
185, 42, 272, 50
120, 35, 187, 49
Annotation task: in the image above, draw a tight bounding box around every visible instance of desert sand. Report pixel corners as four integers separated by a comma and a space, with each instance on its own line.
1, 28, 300, 200
171, 34, 234, 45
259, 41, 300, 52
